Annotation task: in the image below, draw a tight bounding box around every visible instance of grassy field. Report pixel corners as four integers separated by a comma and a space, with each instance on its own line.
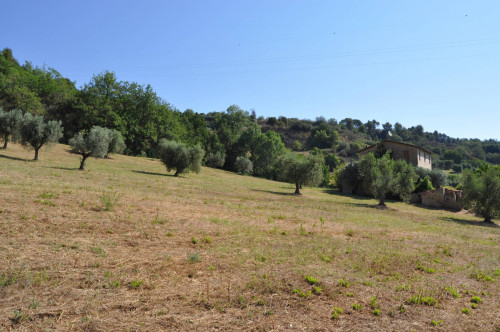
0, 144, 499, 331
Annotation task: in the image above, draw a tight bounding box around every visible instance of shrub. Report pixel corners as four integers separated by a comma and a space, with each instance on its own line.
205, 151, 226, 168
234, 156, 253, 174
452, 164, 463, 173
107, 129, 126, 155
414, 175, 435, 193
292, 141, 302, 151
325, 153, 341, 171
304, 276, 319, 285
443, 160, 454, 169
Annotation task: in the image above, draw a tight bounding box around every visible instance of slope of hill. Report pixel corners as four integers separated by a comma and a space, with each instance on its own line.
0, 144, 498, 330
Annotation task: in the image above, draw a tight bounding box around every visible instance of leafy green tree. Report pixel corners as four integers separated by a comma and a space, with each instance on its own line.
19, 113, 63, 160
157, 139, 204, 176
310, 147, 331, 187
462, 166, 500, 223
443, 150, 464, 164
278, 152, 324, 194
310, 122, 339, 149
0, 108, 23, 148
359, 153, 416, 206
252, 130, 286, 178
69, 126, 111, 170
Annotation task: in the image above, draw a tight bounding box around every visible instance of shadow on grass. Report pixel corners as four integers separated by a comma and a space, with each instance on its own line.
43, 166, 80, 171
0, 153, 30, 162
132, 170, 175, 177
440, 216, 500, 228
250, 189, 298, 196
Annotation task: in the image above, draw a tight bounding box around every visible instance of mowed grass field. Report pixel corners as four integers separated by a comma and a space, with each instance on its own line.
0, 144, 499, 331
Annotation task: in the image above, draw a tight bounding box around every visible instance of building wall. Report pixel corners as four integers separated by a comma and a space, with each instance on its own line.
359, 142, 432, 170
418, 188, 463, 211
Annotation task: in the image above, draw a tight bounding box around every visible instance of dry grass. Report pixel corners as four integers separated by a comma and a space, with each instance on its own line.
0, 143, 499, 331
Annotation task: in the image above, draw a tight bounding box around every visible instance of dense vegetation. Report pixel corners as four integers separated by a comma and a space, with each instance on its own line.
1, 48, 499, 172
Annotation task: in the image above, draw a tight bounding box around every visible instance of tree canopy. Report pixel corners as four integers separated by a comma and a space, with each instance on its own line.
278, 152, 324, 194
359, 153, 416, 206
157, 139, 205, 176
462, 166, 500, 222
0, 108, 23, 148
20, 113, 63, 160
69, 126, 113, 170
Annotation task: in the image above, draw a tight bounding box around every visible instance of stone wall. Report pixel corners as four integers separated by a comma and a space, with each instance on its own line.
417, 188, 463, 211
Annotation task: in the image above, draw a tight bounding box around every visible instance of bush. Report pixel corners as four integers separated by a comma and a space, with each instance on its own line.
337, 162, 361, 192
205, 151, 226, 168
443, 160, 455, 169
414, 175, 435, 193
234, 156, 253, 174
325, 153, 341, 172
452, 164, 463, 173
107, 129, 126, 155
292, 141, 302, 151
290, 121, 312, 132
416, 168, 448, 188
429, 169, 448, 187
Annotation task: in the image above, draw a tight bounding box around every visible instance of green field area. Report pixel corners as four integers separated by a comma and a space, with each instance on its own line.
0, 144, 499, 331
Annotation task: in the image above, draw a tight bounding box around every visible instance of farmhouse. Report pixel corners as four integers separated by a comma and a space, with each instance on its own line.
358, 140, 432, 170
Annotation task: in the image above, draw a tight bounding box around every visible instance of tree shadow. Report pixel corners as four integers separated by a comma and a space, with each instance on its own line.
43, 166, 80, 171
131, 170, 175, 177
322, 188, 374, 200
0, 154, 30, 162
440, 216, 500, 229
250, 189, 298, 196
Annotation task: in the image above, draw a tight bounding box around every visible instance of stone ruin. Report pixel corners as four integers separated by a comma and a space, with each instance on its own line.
411, 188, 463, 211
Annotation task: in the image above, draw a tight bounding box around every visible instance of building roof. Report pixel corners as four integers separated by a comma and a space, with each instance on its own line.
358, 140, 433, 155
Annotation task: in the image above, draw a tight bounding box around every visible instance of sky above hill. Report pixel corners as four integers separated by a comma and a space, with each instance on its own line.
1, 1, 499, 140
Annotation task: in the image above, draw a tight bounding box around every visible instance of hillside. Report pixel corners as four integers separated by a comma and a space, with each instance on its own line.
0, 144, 499, 331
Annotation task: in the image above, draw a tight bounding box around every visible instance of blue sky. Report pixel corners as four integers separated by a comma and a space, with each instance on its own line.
1, 1, 499, 139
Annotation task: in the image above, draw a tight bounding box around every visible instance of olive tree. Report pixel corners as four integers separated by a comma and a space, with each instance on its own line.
359, 152, 416, 206
462, 166, 500, 223
0, 108, 23, 149
157, 139, 204, 176
20, 113, 63, 160
69, 126, 112, 170
278, 152, 323, 194
106, 129, 126, 156
235, 155, 253, 174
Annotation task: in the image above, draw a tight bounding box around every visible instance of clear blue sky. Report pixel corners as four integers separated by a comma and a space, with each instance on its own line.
1, 1, 499, 139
